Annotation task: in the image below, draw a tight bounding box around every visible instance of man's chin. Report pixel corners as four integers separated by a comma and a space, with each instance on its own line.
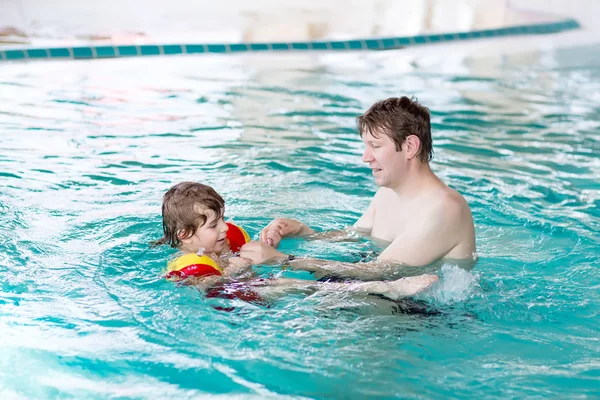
374, 177, 388, 187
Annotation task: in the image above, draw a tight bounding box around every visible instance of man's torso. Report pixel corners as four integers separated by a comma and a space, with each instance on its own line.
363, 186, 476, 261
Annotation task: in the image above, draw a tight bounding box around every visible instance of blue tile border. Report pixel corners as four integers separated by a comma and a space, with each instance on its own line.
163, 44, 183, 55
141, 45, 161, 55
0, 18, 580, 62
49, 48, 71, 58
4, 49, 26, 60
27, 48, 47, 58
96, 46, 116, 57
118, 45, 139, 56
73, 47, 93, 59
250, 43, 269, 51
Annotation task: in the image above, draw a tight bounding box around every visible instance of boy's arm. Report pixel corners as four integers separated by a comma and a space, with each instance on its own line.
186, 275, 224, 291
223, 257, 253, 277
259, 218, 315, 247
185, 258, 253, 291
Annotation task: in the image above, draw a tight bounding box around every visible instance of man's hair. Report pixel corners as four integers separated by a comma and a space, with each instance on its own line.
356, 96, 433, 162
152, 182, 225, 248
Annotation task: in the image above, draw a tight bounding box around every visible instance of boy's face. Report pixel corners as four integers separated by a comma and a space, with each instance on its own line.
180, 206, 229, 254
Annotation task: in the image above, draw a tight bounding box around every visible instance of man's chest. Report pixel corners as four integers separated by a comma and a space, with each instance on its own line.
369, 192, 433, 242
370, 204, 409, 242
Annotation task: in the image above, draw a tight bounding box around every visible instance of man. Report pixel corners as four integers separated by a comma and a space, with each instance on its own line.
240, 97, 476, 279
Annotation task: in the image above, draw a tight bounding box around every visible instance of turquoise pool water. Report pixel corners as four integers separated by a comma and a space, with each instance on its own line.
1, 44, 599, 398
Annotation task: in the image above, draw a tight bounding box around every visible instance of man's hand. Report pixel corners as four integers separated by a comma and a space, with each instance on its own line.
259, 218, 314, 248
239, 241, 288, 265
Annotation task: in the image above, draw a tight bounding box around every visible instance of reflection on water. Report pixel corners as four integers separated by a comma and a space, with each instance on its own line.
0, 45, 599, 398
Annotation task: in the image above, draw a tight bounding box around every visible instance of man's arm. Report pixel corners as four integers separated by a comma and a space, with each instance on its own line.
378, 200, 461, 266
242, 195, 463, 278
239, 241, 435, 281
260, 191, 379, 247
283, 257, 429, 280
283, 224, 454, 280
303, 227, 363, 242
353, 190, 378, 234
239, 241, 387, 279
260, 220, 361, 247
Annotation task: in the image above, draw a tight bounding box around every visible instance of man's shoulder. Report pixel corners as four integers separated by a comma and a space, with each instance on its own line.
443, 186, 469, 209
373, 183, 471, 219
370, 187, 389, 207
429, 185, 471, 221
434, 185, 476, 255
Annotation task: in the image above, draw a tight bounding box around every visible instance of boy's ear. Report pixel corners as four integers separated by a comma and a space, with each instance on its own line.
177, 229, 190, 242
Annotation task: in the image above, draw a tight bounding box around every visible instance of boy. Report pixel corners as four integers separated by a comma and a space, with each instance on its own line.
153, 182, 438, 304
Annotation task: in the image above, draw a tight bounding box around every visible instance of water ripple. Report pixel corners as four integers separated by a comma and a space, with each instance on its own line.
0, 46, 599, 398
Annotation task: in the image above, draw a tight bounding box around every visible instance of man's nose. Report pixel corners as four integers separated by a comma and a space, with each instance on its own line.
362, 147, 373, 163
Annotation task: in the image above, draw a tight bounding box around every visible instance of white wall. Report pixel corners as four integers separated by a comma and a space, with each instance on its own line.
508, 0, 600, 31
0, 0, 524, 45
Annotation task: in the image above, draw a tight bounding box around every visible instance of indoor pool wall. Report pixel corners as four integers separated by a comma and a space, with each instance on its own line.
0, 19, 580, 62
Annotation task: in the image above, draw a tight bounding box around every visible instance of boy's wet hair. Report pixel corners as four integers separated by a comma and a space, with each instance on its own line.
152, 182, 225, 248
357, 96, 433, 162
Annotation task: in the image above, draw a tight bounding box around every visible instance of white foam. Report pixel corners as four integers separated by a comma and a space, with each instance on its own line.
426, 263, 481, 305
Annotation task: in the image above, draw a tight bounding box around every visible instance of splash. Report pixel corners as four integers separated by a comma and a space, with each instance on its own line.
427, 263, 481, 305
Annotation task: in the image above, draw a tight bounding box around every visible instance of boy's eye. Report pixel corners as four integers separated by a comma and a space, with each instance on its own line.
210, 218, 224, 228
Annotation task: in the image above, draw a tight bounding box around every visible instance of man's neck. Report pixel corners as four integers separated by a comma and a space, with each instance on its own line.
390, 162, 438, 197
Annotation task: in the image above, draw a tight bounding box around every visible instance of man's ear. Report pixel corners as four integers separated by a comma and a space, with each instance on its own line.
403, 135, 422, 160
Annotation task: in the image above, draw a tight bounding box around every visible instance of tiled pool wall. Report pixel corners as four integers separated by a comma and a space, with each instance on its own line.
0, 18, 580, 62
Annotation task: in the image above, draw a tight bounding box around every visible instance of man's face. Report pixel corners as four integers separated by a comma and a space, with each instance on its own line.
180, 206, 229, 254
361, 131, 405, 188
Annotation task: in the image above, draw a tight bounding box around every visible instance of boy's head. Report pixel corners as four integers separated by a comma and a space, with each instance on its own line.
155, 182, 229, 253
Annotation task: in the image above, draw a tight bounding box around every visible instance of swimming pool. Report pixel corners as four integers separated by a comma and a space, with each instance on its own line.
1, 44, 599, 398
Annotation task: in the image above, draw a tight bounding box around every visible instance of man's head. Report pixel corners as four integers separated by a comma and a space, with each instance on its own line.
155, 182, 229, 253
357, 97, 432, 187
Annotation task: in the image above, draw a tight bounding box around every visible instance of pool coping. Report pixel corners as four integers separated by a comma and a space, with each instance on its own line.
0, 18, 580, 62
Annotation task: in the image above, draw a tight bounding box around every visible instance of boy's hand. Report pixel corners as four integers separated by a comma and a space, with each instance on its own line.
239, 241, 287, 265
259, 218, 314, 247
225, 257, 253, 276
